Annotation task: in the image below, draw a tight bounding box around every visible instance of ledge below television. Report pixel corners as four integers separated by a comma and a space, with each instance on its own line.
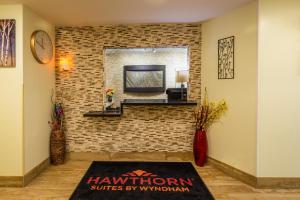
83, 110, 122, 117
83, 99, 197, 118
121, 99, 197, 106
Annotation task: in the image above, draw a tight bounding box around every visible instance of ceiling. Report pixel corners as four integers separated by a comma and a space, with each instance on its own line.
0, 0, 253, 26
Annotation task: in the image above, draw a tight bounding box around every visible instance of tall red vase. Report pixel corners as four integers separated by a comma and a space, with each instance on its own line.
193, 130, 207, 167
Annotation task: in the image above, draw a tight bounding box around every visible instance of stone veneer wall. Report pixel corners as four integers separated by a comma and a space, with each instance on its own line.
55, 24, 201, 152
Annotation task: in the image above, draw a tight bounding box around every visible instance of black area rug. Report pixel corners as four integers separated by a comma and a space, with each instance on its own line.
70, 161, 214, 200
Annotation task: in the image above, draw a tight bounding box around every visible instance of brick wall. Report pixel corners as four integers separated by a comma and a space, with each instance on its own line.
55, 23, 201, 152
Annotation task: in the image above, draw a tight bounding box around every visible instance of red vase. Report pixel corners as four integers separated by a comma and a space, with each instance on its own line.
193, 130, 207, 167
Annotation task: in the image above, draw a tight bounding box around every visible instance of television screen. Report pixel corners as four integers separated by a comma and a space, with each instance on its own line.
124, 65, 166, 92
126, 71, 163, 88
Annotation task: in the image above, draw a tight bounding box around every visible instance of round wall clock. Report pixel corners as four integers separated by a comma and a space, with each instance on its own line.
30, 30, 53, 64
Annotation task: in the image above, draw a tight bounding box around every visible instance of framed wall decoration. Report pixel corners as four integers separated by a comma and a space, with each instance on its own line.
218, 36, 234, 79
0, 19, 16, 68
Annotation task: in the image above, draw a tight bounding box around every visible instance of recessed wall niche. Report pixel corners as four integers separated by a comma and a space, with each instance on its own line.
104, 47, 189, 106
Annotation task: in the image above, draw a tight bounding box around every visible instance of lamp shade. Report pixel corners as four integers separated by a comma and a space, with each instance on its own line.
176, 70, 189, 83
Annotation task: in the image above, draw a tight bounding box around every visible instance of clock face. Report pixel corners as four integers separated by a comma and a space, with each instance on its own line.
30, 30, 53, 64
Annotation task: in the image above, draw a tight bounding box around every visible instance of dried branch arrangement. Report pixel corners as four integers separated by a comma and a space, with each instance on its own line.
195, 88, 228, 131
48, 91, 64, 131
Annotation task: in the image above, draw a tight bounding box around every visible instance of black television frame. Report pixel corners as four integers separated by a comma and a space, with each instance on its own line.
123, 65, 166, 93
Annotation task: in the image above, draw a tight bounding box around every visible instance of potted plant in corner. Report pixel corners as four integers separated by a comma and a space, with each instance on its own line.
48, 94, 65, 165
194, 88, 227, 166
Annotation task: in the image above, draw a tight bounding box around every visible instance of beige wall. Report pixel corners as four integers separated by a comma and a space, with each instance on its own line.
257, 0, 300, 177
0, 5, 24, 176
202, 1, 258, 176
0, 4, 54, 177
23, 6, 55, 174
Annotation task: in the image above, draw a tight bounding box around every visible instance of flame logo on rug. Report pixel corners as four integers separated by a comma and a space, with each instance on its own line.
122, 170, 158, 177
87, 169, 193, 193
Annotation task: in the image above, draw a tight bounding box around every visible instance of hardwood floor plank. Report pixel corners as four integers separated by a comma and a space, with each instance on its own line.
0, 155, 299, 200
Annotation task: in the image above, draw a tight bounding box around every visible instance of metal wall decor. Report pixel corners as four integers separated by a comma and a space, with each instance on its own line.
218, 36, 234, 79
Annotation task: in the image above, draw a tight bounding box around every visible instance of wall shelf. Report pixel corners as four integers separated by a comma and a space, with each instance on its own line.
83, 99, 197, 117
83, 110, 122, 117
121, 99, 197, 106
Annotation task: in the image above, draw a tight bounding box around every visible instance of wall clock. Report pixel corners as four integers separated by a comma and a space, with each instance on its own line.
30, 30, 53, 64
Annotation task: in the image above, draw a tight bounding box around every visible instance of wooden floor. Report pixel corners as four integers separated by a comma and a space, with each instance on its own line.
0, 153, 300, 200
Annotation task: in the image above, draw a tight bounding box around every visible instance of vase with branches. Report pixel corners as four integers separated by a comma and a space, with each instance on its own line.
194, 88, 228, 166
48, 93, 66, 165
49, 102, 64, 131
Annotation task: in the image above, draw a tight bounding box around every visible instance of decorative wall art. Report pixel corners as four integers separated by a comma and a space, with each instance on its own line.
0, 19, 16, 68
218, 36, 234, 79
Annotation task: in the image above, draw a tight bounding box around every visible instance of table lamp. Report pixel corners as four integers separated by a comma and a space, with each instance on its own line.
176, 70, 189, 100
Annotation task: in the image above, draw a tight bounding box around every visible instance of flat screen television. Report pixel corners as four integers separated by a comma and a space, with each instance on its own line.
123, 65, 166, 93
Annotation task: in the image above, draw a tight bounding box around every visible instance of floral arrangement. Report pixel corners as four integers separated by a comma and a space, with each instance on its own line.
105, 88, 115, 97
194, 88, 228, 131
48, 94, 64, 131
